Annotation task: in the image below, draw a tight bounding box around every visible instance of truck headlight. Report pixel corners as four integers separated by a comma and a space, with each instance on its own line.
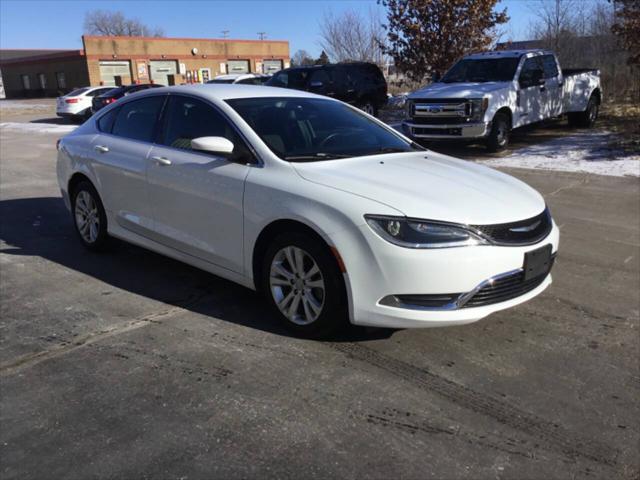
365, 215, 489, 248
469, 98, 489, 121
405, 99, 414, 118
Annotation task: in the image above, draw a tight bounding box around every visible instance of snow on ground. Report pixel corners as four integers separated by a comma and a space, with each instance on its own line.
0, 100, 54, 111
0, 122, 76, 135
484, 131, 639, 177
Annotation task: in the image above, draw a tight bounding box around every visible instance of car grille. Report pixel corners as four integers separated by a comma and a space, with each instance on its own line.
411, 117, 472, 125
412, 126, 462, 136
461, 259, 554, 308
471, 208, 553, 246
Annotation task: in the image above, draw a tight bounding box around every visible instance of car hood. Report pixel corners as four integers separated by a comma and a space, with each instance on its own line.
292, 151, 545, 225
409, 82, 511, 99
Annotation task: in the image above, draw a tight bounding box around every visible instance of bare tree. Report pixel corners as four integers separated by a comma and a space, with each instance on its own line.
291, 49, 315, 66
527, 0, 579, 55
319, 8, 388, 66
84, 10, 165, 37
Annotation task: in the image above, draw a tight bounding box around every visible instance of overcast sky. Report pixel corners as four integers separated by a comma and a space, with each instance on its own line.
0, 0, 609, 57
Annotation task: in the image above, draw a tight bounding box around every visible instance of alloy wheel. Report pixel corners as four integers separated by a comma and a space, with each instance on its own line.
269, 246, 325, 325
74, 190, 100, 243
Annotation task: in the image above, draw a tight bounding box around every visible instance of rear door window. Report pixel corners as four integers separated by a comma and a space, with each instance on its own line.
541, 55, 559, 78
111, 96, 165, 142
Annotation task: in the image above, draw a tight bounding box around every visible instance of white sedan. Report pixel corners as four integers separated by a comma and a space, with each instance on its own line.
56, 85, 559, 337
56, 86, 113, 122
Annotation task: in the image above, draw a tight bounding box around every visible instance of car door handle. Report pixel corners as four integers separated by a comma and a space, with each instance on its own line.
152, 156, 172, 166
94, 145, 109, 153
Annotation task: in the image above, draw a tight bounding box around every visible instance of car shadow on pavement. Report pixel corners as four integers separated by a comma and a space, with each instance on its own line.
29, 117, 75, 126
0, 196, 395, 342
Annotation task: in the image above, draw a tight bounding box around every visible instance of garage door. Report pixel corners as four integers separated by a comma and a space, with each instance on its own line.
99, 61, 132, 87
149, 60, 178, 86
263, 60, 283, 74
227, 60, 250, 74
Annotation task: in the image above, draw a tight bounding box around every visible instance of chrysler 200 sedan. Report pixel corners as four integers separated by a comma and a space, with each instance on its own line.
57, 84, 559, 338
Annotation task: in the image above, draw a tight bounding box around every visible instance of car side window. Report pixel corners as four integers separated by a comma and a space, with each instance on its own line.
96, 107, 118, 133
309, 69, 330, 87
161, 95, 253, 163
88, 88, 110, 97
111, 96, 165, 142
541, 55, 559, 79
519, 57, 544, 87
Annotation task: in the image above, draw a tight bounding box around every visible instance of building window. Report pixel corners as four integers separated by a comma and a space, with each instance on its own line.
21, 74, 31, 90
56, 72, 66, 89
38, 73, 47, 90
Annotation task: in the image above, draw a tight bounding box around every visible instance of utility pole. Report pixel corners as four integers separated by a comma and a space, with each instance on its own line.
257, 32, 267, 40
221, 30, 229, 39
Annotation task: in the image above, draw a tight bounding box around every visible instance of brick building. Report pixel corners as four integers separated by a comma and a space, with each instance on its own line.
0, 35, 290, 98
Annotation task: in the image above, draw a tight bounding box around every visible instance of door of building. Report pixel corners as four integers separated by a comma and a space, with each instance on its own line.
149, 60, 178, 86
99, 61, 132, 87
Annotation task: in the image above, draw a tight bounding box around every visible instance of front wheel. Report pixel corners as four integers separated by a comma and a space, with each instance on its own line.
71, 181, 110, 251
486, 113, 510, 152
261, 232, 348, 338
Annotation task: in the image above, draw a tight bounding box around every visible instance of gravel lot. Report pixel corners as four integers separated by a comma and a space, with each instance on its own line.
1, 101, 639, 479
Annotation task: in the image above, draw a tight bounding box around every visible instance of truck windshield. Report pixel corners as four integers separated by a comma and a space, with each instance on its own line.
226, 97, 421, 161
441, 58, 520, 83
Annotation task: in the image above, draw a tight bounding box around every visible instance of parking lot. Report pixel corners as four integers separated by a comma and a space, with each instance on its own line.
1, 101, 639, 479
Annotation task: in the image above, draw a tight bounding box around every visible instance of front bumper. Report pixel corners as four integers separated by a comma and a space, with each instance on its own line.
331, 221, 560, 328
403, 121, 489, 140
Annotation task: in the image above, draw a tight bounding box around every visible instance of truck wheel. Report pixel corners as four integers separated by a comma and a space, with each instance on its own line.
568, 95, 599, 128
486, 113, 510, 152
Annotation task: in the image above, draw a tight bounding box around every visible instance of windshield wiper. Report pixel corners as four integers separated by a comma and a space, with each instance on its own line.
283, 152, 352, 162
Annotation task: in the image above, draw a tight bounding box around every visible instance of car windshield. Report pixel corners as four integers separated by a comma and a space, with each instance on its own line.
67, 87, 90, 97
441, 58, 520, 83
266, 70, 310, 89
226, 97, 421, 161
208, 79, 236, 84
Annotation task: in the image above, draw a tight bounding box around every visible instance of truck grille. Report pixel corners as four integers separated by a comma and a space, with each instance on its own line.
471, 208, 553, 246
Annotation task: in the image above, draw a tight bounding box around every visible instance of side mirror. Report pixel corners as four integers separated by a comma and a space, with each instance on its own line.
309, 80, 324, 88
191, 136, 234, 155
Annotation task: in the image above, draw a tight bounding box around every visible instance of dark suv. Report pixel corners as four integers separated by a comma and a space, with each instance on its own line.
91, 83, 162, 113
266, 63, 387, 116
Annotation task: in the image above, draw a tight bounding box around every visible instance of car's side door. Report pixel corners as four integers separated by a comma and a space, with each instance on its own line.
90, 95, 166, 237
307, 68, 334, 98
516, 56, 545, 126
146, 94, 253, 273
541, 54, 563, 117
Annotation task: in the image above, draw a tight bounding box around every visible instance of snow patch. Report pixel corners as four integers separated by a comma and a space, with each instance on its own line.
0, 122, 77, 135
484, 131, 639, 177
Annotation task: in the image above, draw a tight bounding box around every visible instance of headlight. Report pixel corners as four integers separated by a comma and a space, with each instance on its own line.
365, 215, 489, 248
469, 98, 489, 121
405, 99, 414, 118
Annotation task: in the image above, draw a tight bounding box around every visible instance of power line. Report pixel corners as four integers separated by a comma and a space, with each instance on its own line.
221, 30, 229, 39
257, 32, 267, 40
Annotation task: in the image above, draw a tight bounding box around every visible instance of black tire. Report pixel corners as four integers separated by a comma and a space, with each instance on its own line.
70, 180, 110, 252
568, 95, 599, 128
486, 112, 510, 152
261, 231, 348, 339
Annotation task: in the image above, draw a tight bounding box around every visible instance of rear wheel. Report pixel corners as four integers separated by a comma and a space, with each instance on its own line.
568, 95, 599, 128
486, 112, 510, 152
261, 232, 348, 338
71, 181, 110, 251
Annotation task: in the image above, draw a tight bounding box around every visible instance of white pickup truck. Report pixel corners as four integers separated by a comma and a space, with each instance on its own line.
402, 49, 602, 151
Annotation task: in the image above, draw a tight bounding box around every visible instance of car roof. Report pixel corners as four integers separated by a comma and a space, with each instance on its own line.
127, 83, 329, 101
214, 73, 261, 81
465, 49, 553, 59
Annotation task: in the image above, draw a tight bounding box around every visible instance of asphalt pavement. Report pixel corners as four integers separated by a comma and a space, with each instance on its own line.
1, 105, 638, 479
